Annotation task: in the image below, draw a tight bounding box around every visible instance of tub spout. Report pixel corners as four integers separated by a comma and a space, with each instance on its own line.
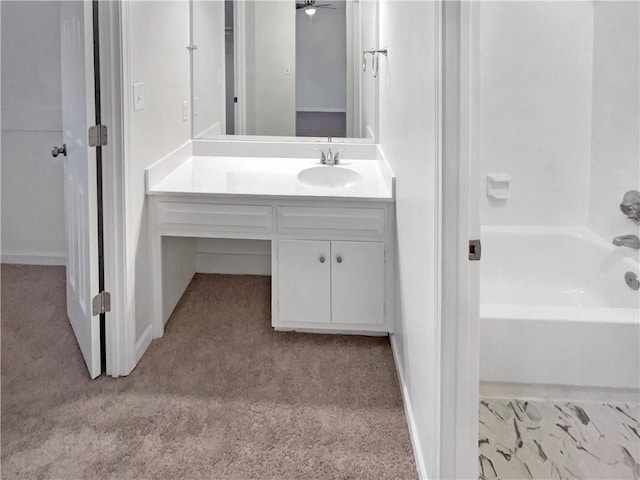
612, 234, 640, 249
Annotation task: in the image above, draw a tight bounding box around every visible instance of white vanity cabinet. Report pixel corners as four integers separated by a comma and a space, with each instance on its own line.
273, 204, 392, 333
146, 153, 395, 337
277, 240, 385, 327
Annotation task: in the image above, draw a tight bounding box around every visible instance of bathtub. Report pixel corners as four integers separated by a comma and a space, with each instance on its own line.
480, 226, 640, 390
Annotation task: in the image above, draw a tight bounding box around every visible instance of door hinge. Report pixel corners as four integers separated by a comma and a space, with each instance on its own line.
88, 125, 108, 147
469, 239, 481, 261
92, 291, 111, 316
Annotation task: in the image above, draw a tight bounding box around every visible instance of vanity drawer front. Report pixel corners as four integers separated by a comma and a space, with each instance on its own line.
277, 206, 385, 238
158, 202, 273, 234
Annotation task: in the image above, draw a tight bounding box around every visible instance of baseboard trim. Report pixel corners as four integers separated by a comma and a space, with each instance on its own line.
296, 107, 347, 113
196, 252, 271, 276
480, 381, 640, 404
274, 327, 388, 336
390, 334, 428, 480
1, 251, 66, 266
135, 324, 154, 363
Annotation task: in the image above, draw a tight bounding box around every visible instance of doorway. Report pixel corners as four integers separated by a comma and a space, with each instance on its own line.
465, 2, 640, 477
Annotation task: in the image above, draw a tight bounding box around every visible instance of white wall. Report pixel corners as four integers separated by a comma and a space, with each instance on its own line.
196, 238, 271, 275
588, 1, 640, 250
192, 0, 226, 138
295, 1, 347, 112
124, 1, 192, 344
1, 1, 66, 265
245, 0, 296, 136
378, 1, 440, 477
479, 1, 594, 227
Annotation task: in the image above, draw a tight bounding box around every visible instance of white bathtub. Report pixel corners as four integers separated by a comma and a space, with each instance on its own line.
480, 226, 640, 390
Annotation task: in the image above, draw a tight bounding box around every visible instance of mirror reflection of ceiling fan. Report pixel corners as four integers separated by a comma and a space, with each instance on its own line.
296, 0, 336, 16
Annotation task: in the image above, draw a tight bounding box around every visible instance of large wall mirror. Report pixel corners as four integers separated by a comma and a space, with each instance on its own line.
191, 0, 378, 141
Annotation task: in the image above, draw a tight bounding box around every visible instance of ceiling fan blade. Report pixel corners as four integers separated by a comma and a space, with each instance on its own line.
296, 4, 306, 8
316, 5, 337, 9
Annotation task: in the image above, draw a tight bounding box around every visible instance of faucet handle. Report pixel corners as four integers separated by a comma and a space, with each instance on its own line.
333, 149, 346, 164
314, 147, 328, 164
620, 190, 640, 223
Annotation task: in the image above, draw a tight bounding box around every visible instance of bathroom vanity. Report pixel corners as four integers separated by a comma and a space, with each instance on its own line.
146, 142, 395, 337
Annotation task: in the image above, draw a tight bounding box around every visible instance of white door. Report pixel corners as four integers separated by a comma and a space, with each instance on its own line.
61, 1, 101, 378
331, 241, 384, 325
278, 239, 331, 324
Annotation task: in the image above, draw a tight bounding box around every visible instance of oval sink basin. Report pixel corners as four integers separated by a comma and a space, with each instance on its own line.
297, 166, 362, 188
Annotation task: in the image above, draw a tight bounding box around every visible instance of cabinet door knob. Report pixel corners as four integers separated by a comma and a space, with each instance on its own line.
319, 256, 325, 263
336, 256, 343, 264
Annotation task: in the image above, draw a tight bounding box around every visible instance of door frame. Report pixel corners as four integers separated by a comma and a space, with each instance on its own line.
233, 0, 247, 135
96, 0, 131, 377
439, 0, 480, 477
360, 0, 379, 141
345, 0, 360, 138
96, 8, 483, 467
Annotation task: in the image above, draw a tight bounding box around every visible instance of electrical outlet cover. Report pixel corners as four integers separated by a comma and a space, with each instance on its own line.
133, 83, 144, 111
182, 101, 189, 121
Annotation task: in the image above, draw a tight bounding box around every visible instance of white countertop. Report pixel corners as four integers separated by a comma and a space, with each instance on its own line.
147, 156, 394, 201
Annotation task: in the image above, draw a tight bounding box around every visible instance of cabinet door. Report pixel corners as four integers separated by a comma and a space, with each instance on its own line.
331, 241, 385, 325
278, 239, 331, 324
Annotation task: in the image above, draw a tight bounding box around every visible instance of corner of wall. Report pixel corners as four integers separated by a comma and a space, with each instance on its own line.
390, 334, 428, 480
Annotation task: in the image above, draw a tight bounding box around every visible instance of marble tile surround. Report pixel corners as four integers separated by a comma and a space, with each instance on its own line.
479, 399, 640, 479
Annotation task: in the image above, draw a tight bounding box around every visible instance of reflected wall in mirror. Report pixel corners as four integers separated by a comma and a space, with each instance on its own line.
192, 0, 378, 141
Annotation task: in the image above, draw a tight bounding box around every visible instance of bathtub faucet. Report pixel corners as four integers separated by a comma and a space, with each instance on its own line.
612, 234, 640, 249
620, 190, 640, 223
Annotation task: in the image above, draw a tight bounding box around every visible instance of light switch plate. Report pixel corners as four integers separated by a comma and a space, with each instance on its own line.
133, 83, 144, 111
193, 97, 199, 116
182, 100, 189, 121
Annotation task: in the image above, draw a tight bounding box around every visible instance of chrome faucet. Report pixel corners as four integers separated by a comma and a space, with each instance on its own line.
319, 148, 342, 165
612, 234, 640, 249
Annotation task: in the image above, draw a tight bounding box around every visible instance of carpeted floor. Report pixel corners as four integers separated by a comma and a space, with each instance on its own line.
1, 265, 417, 479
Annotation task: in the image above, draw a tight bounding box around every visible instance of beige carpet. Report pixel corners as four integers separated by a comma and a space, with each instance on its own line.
1, 265, 416, 479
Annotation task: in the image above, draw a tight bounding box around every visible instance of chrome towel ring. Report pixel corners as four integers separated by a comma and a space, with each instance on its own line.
372, 47, 388, 78
362, 48, 388, 78
362, 48, 376, 73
